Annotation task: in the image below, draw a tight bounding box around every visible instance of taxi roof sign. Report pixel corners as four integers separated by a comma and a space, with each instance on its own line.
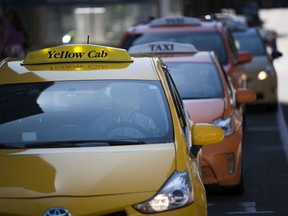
128, 41, 198, 55
23, 44, 132, 65
150, 16, 201, 27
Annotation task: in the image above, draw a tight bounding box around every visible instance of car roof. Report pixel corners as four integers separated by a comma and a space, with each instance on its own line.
232, 27, 258, 35
126, 16, 223, 33
0, 44, 162, 85
160, 51, 214, 63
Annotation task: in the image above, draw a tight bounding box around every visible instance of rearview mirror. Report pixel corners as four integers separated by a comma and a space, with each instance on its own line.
271, 50, 283, 59
192, 123, 224, 146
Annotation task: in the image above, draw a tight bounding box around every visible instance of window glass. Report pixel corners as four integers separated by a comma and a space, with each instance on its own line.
167, 62, 224, 99
164, 66, 190, 148
0, 80, 173, 147
164, 67, 186, 129
233, 31, 266, 56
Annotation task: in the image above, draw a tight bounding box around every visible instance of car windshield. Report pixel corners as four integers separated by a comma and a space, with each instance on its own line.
166, 62, 224, 99
122, 32, 228, 65
0, 80, 173, 148
233, 31, 266, 56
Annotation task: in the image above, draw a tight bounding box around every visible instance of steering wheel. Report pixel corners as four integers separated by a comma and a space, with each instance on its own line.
103, 122, 149, 139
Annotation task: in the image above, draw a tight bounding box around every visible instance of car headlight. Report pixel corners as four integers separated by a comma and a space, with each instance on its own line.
258, 66, 274, 80
133, 170, 194, 214
258, 70, 268, 80
210, 117, 234, 137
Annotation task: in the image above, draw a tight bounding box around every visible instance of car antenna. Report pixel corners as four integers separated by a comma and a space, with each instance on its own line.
87, 35, 90, 44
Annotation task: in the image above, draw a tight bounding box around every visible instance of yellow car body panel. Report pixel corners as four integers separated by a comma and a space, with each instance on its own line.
0, 145, 175, 198
244, 56, 277, 105
0, 196, 206, 216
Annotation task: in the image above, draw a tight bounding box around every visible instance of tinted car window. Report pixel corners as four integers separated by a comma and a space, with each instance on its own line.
123, 32, 228, 65
233, 31, 266, 56
167, 62, 224, 99
0, 80, 173, 147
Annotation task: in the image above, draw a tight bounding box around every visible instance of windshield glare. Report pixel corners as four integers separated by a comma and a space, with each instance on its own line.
167, 62, 224, 99
0, 81, 173, 147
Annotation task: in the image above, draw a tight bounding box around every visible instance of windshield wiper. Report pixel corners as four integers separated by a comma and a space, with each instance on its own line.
184, 96, 216, 99
24, 139, 146, 148
0, 143, 24, 149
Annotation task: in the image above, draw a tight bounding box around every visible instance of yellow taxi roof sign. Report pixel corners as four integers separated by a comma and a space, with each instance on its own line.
23, 44, 132, 65
128, 41, 198, 55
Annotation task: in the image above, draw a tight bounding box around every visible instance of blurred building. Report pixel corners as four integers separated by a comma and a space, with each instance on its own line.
0, 0, 183, 50
0, 0, 286, 51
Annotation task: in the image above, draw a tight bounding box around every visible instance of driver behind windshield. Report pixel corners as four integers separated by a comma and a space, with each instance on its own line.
91, 85, 159, 139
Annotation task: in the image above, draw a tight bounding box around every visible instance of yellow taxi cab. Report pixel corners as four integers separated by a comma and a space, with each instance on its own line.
128, 41, 256, 195
0, 44, 224, 215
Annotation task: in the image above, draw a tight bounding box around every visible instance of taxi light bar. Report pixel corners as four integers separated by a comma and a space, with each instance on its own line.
150, 16, 201, 27
23, 44, 132, 65
128, 41, 198, 55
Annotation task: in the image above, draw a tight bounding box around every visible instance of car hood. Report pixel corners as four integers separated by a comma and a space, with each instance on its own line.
0, 144, 175, 198
184, 99, 225, 123
244, 56, 275, 76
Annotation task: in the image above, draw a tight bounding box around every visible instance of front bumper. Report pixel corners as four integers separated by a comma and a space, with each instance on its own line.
0, 194, 207, 216
200, 129, 242, 187
247, 74, 277, 105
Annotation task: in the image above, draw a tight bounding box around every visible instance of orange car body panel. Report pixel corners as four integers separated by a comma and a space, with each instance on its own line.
161, 52, 244, 187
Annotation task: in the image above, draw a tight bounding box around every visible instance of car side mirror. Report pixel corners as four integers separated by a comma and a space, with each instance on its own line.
271, 50, 283, 59
236, 88, 257, 104
192, 123, 224, 146
237, 51, 252, 64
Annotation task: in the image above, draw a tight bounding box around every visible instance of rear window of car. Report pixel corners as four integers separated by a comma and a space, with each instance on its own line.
0, 80, 173, 148
233, 31, 266, 56
122, 32, 228, 65
166, 62, 224, 99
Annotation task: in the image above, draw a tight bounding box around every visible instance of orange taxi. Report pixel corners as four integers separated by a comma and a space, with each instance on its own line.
129, 41, 256, 195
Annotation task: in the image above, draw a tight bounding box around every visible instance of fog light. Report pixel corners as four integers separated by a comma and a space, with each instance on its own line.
226, 153, 235, 174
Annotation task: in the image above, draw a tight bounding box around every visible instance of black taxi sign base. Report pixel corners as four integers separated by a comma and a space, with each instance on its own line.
23, 44, 133, 65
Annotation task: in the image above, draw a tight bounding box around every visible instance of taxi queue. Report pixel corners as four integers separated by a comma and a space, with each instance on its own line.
0, 43, 224, 215
0, 15, 259, 216
129, 41, 256, 195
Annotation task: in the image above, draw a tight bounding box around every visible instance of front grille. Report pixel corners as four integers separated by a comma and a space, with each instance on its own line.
103, 211, 127, 216
256, 92, 264, 99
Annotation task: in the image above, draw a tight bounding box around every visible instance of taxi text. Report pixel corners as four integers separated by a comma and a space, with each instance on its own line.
48, 50, 108, 59
149, 44, 174, 52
